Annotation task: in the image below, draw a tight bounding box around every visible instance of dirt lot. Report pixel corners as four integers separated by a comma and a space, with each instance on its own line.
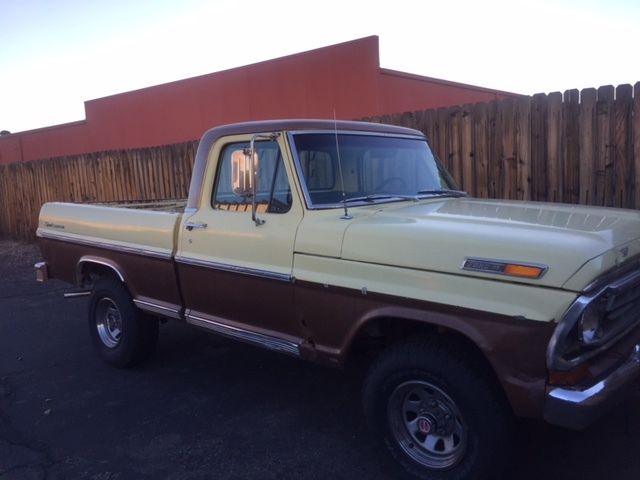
1, 240, 639, 480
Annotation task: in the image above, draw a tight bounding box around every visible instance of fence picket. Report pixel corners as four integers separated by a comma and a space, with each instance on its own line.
579, 88, 597, 205
596, 86, 615, 206
516, 96, 531, 200
449, 106, 462, 186
461, 104, 475, 196
614, 84, 633, 208
546, 92, 562, 203
563, 89, 580, 204
473, 102, 489, 198
530, 93, 547, 201
500, 97, 517, 200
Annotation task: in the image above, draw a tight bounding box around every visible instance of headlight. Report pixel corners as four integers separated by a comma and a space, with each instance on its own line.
549, 266, 640, 371
579, 304, 604, 345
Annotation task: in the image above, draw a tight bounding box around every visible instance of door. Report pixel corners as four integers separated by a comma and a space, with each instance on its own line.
176, 134, 304, 355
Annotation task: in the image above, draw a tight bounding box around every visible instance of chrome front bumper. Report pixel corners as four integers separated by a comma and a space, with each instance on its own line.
544, 344, 640, 429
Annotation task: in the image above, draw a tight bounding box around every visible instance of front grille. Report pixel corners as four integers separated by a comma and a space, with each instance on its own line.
548, 264, 640, 371
599, 269, 640, 341
603, 271, 640, 319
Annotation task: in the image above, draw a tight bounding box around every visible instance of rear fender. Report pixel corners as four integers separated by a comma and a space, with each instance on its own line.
77, 256, 126, 287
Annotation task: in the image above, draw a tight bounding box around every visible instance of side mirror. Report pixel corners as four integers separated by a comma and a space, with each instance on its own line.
231, 149, 258, 197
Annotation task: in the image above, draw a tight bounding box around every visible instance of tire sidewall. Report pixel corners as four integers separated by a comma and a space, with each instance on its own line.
88, 279, 142, 367
375, 368, 481, 480
364, 341, 510, 480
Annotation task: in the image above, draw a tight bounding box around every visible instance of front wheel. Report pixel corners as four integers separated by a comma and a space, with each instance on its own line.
88, 278, 158, 368
363, 336, 512, 480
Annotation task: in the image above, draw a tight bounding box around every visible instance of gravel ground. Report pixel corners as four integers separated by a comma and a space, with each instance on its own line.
0, 240, 639, 480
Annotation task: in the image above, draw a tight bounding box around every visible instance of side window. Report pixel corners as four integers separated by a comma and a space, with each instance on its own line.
212, 141, 292, 214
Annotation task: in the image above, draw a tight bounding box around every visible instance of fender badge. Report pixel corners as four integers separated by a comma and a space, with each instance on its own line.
619, 246, 629, 258
462, 257, 548, 279
44, 222, 65, 230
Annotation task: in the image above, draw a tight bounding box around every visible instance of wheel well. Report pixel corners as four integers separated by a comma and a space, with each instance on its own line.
78, 261, 124, 289
348, 317, 510, 408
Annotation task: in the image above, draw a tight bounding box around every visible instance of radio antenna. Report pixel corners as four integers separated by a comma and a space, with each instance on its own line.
334, 110, 352, 220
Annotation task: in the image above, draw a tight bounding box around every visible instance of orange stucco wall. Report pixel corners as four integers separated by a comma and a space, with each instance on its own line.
0, 36, 516, 164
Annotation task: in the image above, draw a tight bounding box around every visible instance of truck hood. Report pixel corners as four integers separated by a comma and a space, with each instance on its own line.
340, 198, 640, 290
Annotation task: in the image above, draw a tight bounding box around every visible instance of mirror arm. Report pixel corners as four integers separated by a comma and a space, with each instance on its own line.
249, 132, 280, 226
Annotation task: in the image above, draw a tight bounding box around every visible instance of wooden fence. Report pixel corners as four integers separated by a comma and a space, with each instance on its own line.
0, 142, 197, 240
0, 82, 638, 241
366, 82, 640, 209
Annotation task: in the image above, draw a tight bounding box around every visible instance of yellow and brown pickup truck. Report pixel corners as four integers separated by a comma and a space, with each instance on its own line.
36, 119, 640, 480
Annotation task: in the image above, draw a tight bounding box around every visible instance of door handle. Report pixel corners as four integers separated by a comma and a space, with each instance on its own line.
185, 221, 208, 231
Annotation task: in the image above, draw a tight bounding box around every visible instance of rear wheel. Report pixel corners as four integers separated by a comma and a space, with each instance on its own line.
363, 336, 512, 480
88, 278, 158, 367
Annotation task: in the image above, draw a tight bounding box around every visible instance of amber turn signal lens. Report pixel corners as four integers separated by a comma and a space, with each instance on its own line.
548, 363, 590, 386
503, 264, 544, 278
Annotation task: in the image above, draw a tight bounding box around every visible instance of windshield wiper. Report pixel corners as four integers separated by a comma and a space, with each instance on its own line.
345, 193, 419, 203
416, 189, 467, 198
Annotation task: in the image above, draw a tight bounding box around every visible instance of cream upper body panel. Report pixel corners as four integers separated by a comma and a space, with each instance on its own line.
293, 253, 577, 323
336, 197, 640, 291
37, 202, 181, 257
294, 208, 378, 258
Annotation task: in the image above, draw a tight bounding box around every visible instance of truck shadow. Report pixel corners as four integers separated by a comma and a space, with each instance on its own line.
5, 267, 639, 480
150, 322, 640, 480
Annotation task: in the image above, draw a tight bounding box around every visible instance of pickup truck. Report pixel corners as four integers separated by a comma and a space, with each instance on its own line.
36, 119, 640, 480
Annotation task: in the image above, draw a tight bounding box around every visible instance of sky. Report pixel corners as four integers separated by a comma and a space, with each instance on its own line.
1, 0, 639, 134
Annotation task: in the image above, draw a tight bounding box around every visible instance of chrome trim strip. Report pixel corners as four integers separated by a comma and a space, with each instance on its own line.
287, 130, 427, 211
461, 257, 549, 279
133, 299, 182, 320
175, 256, 292, 283
38, 230, 172, 260
77, 256, 125, 283
186, 312, 300, 356
548, 380, 606, 404
63, 290, 91, 298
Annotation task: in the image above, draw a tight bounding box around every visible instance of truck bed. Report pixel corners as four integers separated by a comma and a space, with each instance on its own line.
37, 200, 186, 317
37, 200, 184, 258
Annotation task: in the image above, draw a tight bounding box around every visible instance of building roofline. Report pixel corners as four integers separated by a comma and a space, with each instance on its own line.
380, 67, 520, 98
88, 36, 381, 106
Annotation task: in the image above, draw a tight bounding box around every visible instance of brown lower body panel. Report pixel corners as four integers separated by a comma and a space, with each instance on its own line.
38, 237, 183, 311
294, 280, 556, 418
175, 260, 301, 346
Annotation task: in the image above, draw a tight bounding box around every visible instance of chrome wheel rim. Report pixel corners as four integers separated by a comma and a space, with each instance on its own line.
387, 380, 467, 470
95, 297, 122, 348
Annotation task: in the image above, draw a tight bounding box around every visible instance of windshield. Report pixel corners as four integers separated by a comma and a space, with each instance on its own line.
290, 133, 459, 207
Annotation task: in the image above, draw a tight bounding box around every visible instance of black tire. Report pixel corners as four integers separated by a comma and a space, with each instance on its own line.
363, 336, 512, 480
88, 277, 159, 368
